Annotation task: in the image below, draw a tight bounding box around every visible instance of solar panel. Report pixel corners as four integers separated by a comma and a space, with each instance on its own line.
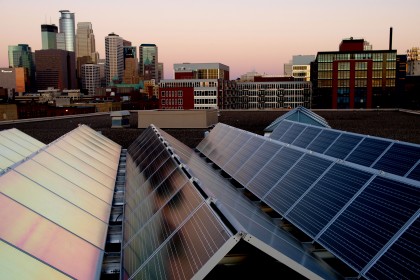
372, 143, 420, 177
365, 217, 420, 280
344, 137, 391, 167
267, 120, 294, 140
407, 162, 420, 181
279, 123, 306, 144
291, 126, 323, 148
264, 154, 332, 215
306, 130, 341, 154
223, 136, 265, 176
318, 176, 420, 272
247, 146, 304, 198
211, 131, 251, 168
286, 164, 373, 237
324, 133, 363, 160
234, 140, 280, 186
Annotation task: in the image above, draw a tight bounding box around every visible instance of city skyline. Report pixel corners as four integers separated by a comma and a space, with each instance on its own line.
1, 0, 420, 79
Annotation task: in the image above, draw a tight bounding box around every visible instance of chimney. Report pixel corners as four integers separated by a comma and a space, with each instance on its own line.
389, 27, 393, 50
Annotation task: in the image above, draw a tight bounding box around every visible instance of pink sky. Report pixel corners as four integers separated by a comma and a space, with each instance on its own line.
1, 0, 419, 79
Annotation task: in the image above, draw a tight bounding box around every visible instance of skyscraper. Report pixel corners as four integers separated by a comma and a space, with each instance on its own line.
105, 33, 124, 86
8, 44, 36, 91
139, 44, 158, 81
76, 22, 97, 79
122, 46, 139, 84
59, 10, 75, 52
35, 49, 76, 90
81, 64, 100, 95
41, 24, 58, 50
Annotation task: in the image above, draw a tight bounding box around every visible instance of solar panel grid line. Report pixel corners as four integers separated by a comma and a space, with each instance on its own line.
133, 139, 165, 171
373, 143, 420, 177
123, 178, 190, 249
360, 209, 420, 278
369, 141, 394, 168
268, 120, 294, 140
405, 159, 420, 178
280, 124, 306, 144
206, 126, 242, 163
0, 130, 42, 153
342, 135, 367, 162
195, 124, 224, 154
219, 133, 255, 177
321, 131, 343, 154
298, 125, 327, 150
44, 145, 116, 183
234, 139, 283, 187
128, 200, 209, 280
0, 136, 33, 158
324, 133, 364, 160
260, 149, 306, 201
212, 131, 250, 170
290, 126, 323, 149
68, 132, 120, 161
306, 130, 341, 154
314, 173, 377, 240
283, 160, 336, 218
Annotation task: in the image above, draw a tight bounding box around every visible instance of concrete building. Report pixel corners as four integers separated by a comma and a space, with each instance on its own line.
139, 44, 158, 81
158, 62, 164, 81
159, 79, 221, 110
0, 68, 27, 96
7, 44, 35, 91
34, 49, 76, 91
81, 64, 100, 95
105, 33, 124, 86
58, 10, 75, 52
76, 22, 98, 79
236, 79, 312, 109
41, 24, 58, 50
311, 37, 398, 109
174, 62, 230, 80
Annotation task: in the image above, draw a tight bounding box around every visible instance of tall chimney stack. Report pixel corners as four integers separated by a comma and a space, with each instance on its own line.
389, 27, 393, 50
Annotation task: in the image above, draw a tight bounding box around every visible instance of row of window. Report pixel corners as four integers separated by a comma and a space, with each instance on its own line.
237, 83, 311, 90
194, 98, 217, 104
318, 52, 397, 62
160, 81, 218, 88
161, 99, 183, 105
161, 90, 183, 98
194, 90, 217, 96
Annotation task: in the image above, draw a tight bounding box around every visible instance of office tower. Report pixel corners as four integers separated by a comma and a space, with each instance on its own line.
35, 49, 76, 90
139, 44, 158, 81
81, 64, 100, 95
0, 67, 27, 95
105, 33, 124, 86
41, 24, 58, 49
76, 22, 97, 78
158, 62, 164, 81
122, 46, 139, 84
311, 37, 397, 109
56, 33, 66, 50
59, 10, 75, 52
97, 58, 106, 87
8, 44, 35, 91
291, 55, 315, 81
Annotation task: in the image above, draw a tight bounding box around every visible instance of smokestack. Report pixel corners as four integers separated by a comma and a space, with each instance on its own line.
389, 27, 393, 50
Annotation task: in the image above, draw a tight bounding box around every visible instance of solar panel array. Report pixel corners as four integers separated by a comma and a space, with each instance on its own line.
122, 125, 340, 280
0, 128, 45, 172
197, 123, 420, 280
0, 125, 121, 279
269, 119, 420, 180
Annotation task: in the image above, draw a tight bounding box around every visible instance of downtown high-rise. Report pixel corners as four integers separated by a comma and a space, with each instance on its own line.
41, 24, 58, 50
75, 22, 98, 79
8, 44, 36, 91
139, 44, 158, 81
59, 10, 75, 52
105, 33, 124, 86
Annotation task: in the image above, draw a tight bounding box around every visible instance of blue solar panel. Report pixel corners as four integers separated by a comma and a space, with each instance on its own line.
264, 154, 332, 215
291, 126, 322, 149
223, 136, 265, 176
213, 132, 251, 168
373, 143, 420, 177
247, 147, 303, 199
268, 120, 293, 140
234, 140, 278, 186
407, 162, 420, 181
344, 137, 391, 167
306, 130, 341, 154
318, 176, 420, 271
324, 133, 363, 160
279, 123, 306, 144
286, 164, 372, 237
365, 217, 420, 280
207, 129, 244, 166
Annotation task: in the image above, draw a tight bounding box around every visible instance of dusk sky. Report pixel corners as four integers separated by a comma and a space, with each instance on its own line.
1, 0, 419, 79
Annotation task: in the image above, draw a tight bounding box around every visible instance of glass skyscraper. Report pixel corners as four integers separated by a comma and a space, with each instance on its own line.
8, 44, 36, 91
59, 10, 75, 52
139, 44, 158, 81
41, 24, 58, 49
